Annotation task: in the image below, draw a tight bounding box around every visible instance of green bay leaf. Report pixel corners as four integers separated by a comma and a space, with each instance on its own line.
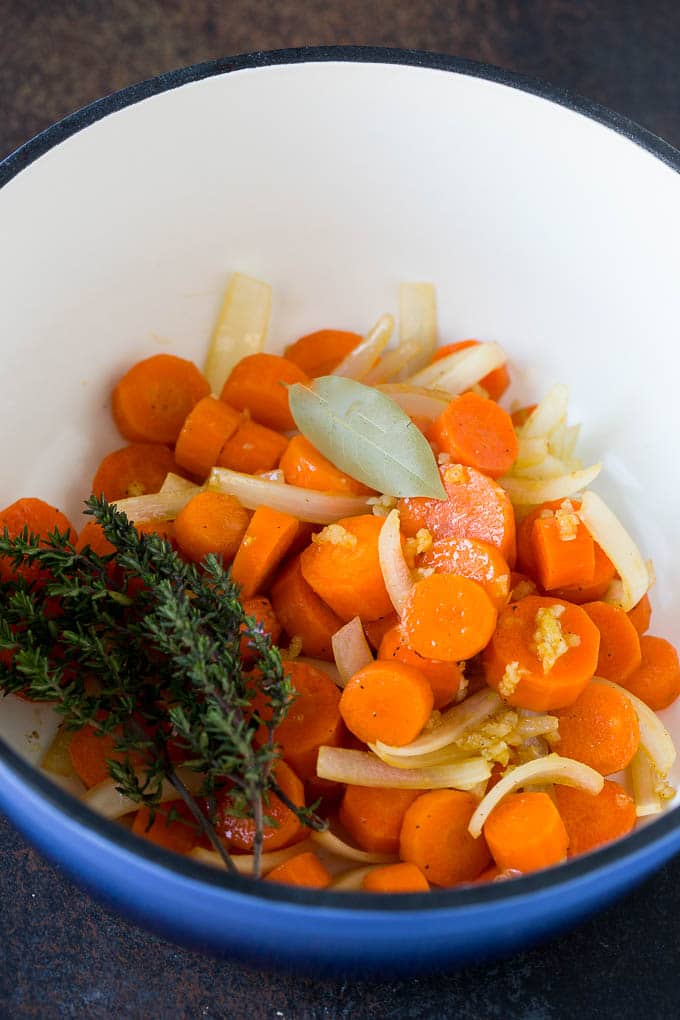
288, 375, 447, 499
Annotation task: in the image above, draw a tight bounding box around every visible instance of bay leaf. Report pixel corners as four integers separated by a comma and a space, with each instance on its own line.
288, 375, 447, 499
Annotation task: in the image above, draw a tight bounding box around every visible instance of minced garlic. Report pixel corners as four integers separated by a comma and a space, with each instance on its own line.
311, 523, 357, 549
532, 604, 571, 673
404, 528, 434, 568
444, 464, 467, 486
499, 660, 528, 698
368, 493, 398, 518
555, 499, 579, 541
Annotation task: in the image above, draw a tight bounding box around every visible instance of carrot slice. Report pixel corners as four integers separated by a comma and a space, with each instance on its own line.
174, 490, 250, 564
284, 329, 362, 377
399, 789, 491, 887
339, 660, 434, 746
402, 574, 497, 662
398, 463, 516, 566
510, 404, 537, 428
132, 801, 198, 855
239, 596, 282, 662
91, 443, 181, 502
300, 515, 393, 622
216, 417, 289, 475
483, 792, 568, 873
363, 613, 400, 651
429, 392, 518, 478
339, 786, 421, 855
620, 635, 680, 711
174, 396, 241, 479
548, 543, 616, 603
553, 779, 636, 857
531, 512, 595, 591
627, 593, 652, 636
432, 340, 510, 401
279, 435, 375, 495
378, 625, 463, 709
112, 353, 210, 444
0, 497, 76, 584
214, 760, 305, 852
269, 555, 344, 661
554, 681, 640, 774
230, 505, 300, 598
483, 595, 600, 711
265, 850, 332, 888
220, 353, 310, 431
75, 520, 116, 558
417, 535, 510, 610
582, 600, 642, 682
362, 862, 430, 893
69, 722, 148, 788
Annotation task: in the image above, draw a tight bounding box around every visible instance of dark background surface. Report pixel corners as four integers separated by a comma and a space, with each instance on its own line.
2, 2, 680, 1017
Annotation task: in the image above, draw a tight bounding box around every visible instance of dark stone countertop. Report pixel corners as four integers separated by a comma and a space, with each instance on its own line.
2, 2, 680, 1016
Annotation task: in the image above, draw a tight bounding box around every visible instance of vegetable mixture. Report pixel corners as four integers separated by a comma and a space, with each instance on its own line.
1, 273, 678, 894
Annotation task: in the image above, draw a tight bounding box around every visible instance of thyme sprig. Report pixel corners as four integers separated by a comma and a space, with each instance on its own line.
0, 496, 325, 877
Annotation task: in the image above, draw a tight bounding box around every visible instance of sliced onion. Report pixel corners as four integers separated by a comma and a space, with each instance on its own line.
256, 468, 285, 483
398, 282, 438, 374
160, 472, 202, 497
362, 340, 424, 385
468, 753, 604, 838
317, 746, 490, 790
331, 617, 374, 686
331, 866, 375, 890
594, 678, 676, 776
204, 271, 272, 393
190, 839, 315, 876
500, 463, 601, 506
41, 725, 75, 778
549, 422, 581, 461
579, 491, 650, 611
515, 436, 550, 470
112, 489, 196, 523
297, 657, 343, 686
369, 742, 469, 770
208, 467, 371, 524
80, 768, 203, 820
377, 383, 451, 421
630, 749, 664, 818
333, 314, 393, 379
375, 688, 502, 759
378, 508, 414, 616
518, 384, 569, 439
311, 829, 397, 865
407, 341, 507, 394
510, 454, 582, 480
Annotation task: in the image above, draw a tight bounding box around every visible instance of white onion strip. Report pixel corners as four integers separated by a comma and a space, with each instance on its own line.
208, 467, 371, 524
159, 473, 202, 497
331, 866, 375, 890
407, 341, 507, 394
515, 436, 550, 469
500, 463, 601, 506
112, 489, 195, 523
190, 839, 315, 875
311, 829, 397, 865
204, 271, 271, 393
362, 340, 423, 385
375, 687, 502, 759
509, 454, 582, 480
518, 384, 568, 439
331, 617, 374, 686
369, 742, 469, 770
398, 282, 438, 375
378, 508, 414, 616
468, 754, 604, 838
630, 749, 664, 818
579, 491, 650, 611
377, 384, 451, 422
81, 768, 203, 820
317, 746, 490, 790
594, 678, 676, 776
333, 314, 393, 379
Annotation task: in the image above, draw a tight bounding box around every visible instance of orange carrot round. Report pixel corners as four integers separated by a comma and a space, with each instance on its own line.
432, 340, 510, 401
0, 497, 76, 584
627, 593, 652, 636
483, 792, 568, 873
174, 490, 250, 564
269, 555, 344, 661
429, 392, 518, 478
401, 573, 497, 662
132, 801, 198, 855
399, 789, 491, 886
230, 505, 300, 598
265, 850, 332, 888
582, 600, 642, 682
620, 635, 680, 710
69, 722, 148, 788
339, 660, 434, 746
239, 596, 282, 662
216, 417, 289, 475
339, 785, 421, 854
174, 396, 241, 479
363, 613, 400, 651
112, 353, 210, 444
75, 520, 116, 558
362, 862, 430, 893
220, 353, 310, 432
531, 511, 595, 591
91, 443, 180, 501
284, 328, 362, 377
483, 595, 600, 711
378, 625, 463, 709
399, 463, 516, 566
300, 515, 393, 622
214, 760, 305, 852
555, 681, 640, 774
549, 543, 617, 604
279, 435, 374, 495
553, 779, 636, 857
417, 535, 510, 610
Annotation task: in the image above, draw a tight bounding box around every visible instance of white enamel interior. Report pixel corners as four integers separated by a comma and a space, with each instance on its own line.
1, 61, 679, 804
